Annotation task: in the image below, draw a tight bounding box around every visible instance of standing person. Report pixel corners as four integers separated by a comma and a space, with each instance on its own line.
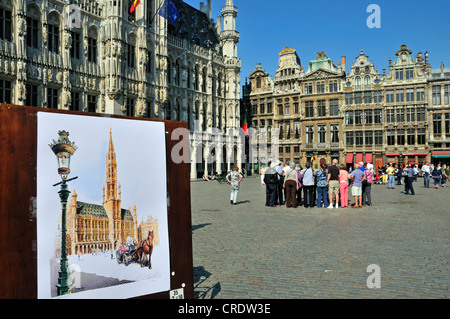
260, 165, 267, 186
263, 163, 278, 206
275, 163, 285, 206
362, 163, 374, 206
386, 162, 396, 189
404, 163, 416, 195
444, 164, 450, 186
327, 159, 340, 209
382, 164, 388, 185
315, 163, 329, 208
441, 164, 448, 187
302, 162, 315, 208
350, 163, 365, 208
283, 162, 299, 208
226, 167, 243, 205
431, 165, 442, 189
396, 164, 404, 185
339, 164, 350, 207
295, 164, 303, 206
282, 162, 291, 203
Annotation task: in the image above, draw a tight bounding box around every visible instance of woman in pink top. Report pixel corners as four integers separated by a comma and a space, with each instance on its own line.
339, 164, 350, 207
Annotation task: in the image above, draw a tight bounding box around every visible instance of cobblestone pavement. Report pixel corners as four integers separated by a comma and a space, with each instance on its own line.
191, 176, 449, 299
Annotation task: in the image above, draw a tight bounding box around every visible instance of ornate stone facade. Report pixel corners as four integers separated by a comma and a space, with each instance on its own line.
244, 44, 449, 170
0, 0, 241, 179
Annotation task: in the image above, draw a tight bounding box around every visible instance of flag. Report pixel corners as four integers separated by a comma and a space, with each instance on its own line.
130, 0, 140, 13
242, 115, 249, 138
158, 0, 179, 24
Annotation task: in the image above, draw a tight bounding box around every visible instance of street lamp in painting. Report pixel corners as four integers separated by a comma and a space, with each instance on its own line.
49, 130, 78, 296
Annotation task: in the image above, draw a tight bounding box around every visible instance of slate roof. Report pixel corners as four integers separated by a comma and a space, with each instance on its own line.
76, 202, 134, 221
76, 201, 108, 218
168, 0, 220, 49
121, 208, 134, 221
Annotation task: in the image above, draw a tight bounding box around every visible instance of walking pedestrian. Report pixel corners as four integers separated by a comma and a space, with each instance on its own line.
386, 162, 396, 189
362, 163, 374, 206
327, 159, 340, 209
432, 165, 442, 189
350, 163, 365, 208
403, 163, 416, 195
226, 167, 243, 205
315, 163, 329, 208
339, 164, 350, 207
263, 163, 278, 207
283, 162, 299, 208
302, 162, 315, 208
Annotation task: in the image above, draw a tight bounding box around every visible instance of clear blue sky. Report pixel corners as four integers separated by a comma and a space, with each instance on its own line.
183, 0, 450, 87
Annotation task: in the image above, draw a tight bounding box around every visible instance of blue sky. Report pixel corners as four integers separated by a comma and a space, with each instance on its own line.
183, 0, 450, 86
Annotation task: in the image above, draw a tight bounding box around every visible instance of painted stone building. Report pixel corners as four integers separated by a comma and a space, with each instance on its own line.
343, 50, 384, 169
0, 0, 242, 179
428, 62, 450, 163
382, 45, 430, 166
243, 44, 448, 169
66, 130, 139, 255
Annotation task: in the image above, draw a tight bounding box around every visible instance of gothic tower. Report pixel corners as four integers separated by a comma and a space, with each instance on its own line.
220, 0, 242, 164
221, 0, 239, 58
103, 129, 122, 248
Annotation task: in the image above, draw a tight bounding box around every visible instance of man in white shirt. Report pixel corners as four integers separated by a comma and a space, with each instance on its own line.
421, 162, 430, 188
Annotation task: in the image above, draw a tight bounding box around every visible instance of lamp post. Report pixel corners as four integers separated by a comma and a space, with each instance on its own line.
49, 130, 78, 296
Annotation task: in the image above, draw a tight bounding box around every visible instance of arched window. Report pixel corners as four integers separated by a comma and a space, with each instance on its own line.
175, 60, 181, 86
202, 68, 207, 93
194, 65, 199, 90
0, 0, 12, 42
256, 77, 261, 89
87, 27, 98, 63
127, 34, 136, 68
364, 76, 371, 88
27, 4, 41, 49
167, 59, 172, 84
47, 12, 60, 54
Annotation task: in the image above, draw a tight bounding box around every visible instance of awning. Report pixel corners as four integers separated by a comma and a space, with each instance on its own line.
346, 153, 353, 163
403, 153, 428, 156
386, 154, 400, 157
355, 153, 363, 163
365, 153, 373, 163
432, 151, 450, 158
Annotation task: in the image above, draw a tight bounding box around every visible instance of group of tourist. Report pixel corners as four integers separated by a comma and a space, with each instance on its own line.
261, 160, 375, 209
221, 160, 449, 208
377, 162, 449, 191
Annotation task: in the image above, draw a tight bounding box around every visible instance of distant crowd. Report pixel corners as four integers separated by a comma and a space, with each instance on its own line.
260, 160, 449, 209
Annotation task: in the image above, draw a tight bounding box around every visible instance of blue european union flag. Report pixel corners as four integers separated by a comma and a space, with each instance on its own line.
158, 0, 179, 24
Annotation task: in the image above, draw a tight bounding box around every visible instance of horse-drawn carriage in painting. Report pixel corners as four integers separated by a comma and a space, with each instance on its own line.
115, 231, 154, 269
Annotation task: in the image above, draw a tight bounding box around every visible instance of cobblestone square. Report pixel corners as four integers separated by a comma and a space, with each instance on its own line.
191, 176, 449, 299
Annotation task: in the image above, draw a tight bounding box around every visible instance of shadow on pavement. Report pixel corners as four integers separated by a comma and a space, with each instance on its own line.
193, 266, 221, 299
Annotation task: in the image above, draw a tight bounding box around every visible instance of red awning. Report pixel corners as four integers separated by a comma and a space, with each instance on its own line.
403, 153, 428, 156
386, 154, 400, 157
365, 153, 373, 163
355, 153, 363, 163
346, 153, 353, 163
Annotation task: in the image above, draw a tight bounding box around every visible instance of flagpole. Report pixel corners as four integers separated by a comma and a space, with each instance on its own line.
149, 0, 166, 26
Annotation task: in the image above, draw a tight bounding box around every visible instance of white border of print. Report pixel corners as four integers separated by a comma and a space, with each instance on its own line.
37, 112, 171, 299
